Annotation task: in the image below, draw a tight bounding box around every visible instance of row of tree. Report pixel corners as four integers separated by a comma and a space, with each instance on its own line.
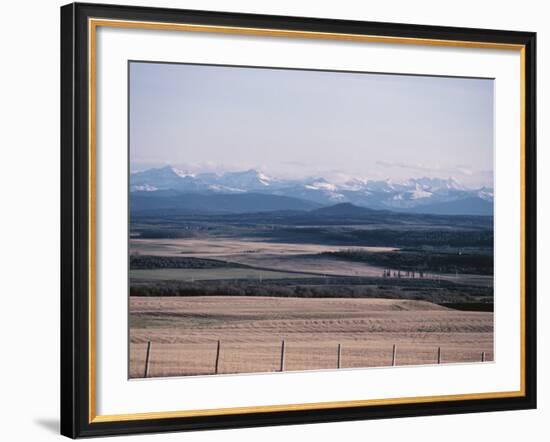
382, 269, 425, 279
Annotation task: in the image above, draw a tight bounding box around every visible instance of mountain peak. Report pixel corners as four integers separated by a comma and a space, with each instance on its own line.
221, 169, 272, 188
410, 176, 464, 191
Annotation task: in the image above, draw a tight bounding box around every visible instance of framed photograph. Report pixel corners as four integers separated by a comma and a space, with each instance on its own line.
60, 2, 536, 438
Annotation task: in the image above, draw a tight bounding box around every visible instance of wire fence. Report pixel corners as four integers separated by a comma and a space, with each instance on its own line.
131, 340, 493, 379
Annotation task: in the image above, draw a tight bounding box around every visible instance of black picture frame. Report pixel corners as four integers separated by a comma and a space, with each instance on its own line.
61, 2, 537, 438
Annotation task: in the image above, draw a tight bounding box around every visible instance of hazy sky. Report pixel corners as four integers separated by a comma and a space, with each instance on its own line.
129, 62, 494, 187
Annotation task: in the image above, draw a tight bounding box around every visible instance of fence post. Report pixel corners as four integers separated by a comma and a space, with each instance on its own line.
481, 351, 485, 362
214, 340, 221, 374
144, 341, 152, 378
337, 344, 342, 369
391, 344, 397, 366
437, 347, 441, 364
280, 340, 286, 372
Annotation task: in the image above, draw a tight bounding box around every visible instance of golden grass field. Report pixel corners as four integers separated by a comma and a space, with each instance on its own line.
129, 296, 493, 378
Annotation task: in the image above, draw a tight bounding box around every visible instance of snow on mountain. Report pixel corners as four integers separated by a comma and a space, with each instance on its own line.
171, 167, 195, 178
339, 178, 370, 192
364, 179, 395, 193
129, 167, 493, 215
206, 184, 246, 193
305, 178, 338, 192
132, 184, 158, 192
130, 166, 184, 191
408, 184, 433, 200
216, 169, 273, 190
411, 176, 464, 191
477, 187, 494, 201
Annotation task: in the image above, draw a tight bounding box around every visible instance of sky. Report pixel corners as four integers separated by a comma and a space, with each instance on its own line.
129, 61, 494, 188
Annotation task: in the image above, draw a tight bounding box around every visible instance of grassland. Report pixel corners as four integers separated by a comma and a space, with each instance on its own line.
129, 296, 493, 378
129, 209, 494, 377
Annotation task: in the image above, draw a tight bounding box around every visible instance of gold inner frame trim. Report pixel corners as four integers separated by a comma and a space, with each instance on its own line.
88, 17, 527, 424
90, 18, 525, 50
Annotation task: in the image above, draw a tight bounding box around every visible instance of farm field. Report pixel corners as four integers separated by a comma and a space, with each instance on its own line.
130, 238, 397, 260
130, 237, 493, 287
129, 296, 494, 378
129, 210, 494, 378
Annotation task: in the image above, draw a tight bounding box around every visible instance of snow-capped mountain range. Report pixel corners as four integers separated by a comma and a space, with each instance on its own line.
130, 166, 493, 215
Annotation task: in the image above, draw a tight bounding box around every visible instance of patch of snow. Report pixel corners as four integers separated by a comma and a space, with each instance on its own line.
207, 184, 246, 193
327, 193, 346, 201
409, 184, 432, 199
131, 184, 158, 192
306, 181, 338, 191
477, 188, 494, 201
171, 167, 194, 178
